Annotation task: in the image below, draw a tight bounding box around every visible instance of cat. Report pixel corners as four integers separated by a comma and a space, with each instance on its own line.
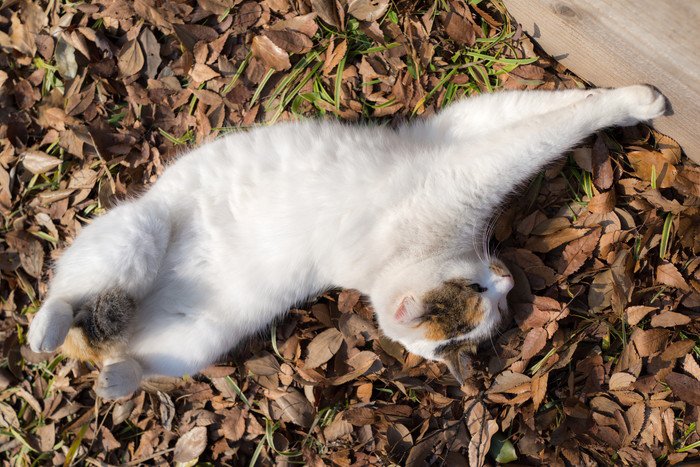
28, 85, 667, 399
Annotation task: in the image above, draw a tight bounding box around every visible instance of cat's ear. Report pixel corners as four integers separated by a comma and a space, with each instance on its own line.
394, 296, 423, 324
442, 343, 476, 383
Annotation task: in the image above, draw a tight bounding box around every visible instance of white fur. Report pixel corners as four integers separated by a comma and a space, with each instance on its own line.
28, 85, 666, 398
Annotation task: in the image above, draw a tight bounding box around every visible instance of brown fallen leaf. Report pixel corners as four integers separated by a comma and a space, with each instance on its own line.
442, 12, 476, 46
304, 328, 344, 368
264, 29, 313, 54
650, 311, 691, 328
466, 401, 499, 467
531, 372, 548, 411
245, 352, 281, 376
656, 261, 690, 292
173, 426, 208, 463
591, 134, 613, 191
625, 305, 657, 326
273, 389, 315, 428
117, 40, 145, 77
623, 403, 646, 446
251, 34, 291, 71
347, 0, 389, 21
324, 418, 354, 442
311, 0, 343, 29
22, 150, 62, 174
609, 372, 636, 390
559, 227, 601, 277
587, 190, 616, 214
5, 230, 44, 279
627, 149, 677, 188
664, 372, 700, 407
683, 354, 700, 382
525, 227, 589, 253
631, 328, 669, 358
521, 327, 547, 360
222, 408, 246, 441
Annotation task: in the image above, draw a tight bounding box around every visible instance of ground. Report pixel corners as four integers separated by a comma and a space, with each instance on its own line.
1, 0, 699, 466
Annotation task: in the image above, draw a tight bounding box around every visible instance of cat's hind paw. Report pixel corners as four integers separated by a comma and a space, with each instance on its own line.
621, 85, 667, 122
96, 358, 142, 400
28, 300, 73, 353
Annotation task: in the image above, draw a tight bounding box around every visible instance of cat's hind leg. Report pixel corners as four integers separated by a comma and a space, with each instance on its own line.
96, 357, 143, 400
28, 200, 170, 353
26, 299, 73, 353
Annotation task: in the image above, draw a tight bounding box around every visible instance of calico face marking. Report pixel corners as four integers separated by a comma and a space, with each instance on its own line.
420, 279, 485, 341
389, 258, 514, 381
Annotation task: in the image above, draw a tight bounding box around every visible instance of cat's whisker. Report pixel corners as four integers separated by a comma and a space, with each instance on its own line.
481, 207, 502, 264
471, 222, 487, 265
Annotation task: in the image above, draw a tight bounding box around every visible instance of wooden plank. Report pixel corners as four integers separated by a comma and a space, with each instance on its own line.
503, 0, 700, 163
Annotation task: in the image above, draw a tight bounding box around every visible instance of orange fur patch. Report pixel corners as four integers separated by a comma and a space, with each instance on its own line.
61, 327, 108, 363
425, 322, 448, 340
490, 263, 509, 277
421, 279, 485, 341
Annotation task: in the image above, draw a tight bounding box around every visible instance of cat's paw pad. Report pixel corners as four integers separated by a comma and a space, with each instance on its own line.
27, 300, 73, 353
621, 85, 667, 121
96, 359, 142, 400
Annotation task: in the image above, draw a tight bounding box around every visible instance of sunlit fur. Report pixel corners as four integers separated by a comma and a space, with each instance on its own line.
28, 85, 666, 398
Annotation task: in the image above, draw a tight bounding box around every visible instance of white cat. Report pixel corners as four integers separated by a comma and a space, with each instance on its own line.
28, 85, 667, 399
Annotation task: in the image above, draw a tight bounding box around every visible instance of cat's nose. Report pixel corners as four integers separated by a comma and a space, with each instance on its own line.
492, 272, 514, 295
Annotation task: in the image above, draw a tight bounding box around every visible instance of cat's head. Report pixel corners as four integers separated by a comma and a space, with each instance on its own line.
374, 257, 513, 381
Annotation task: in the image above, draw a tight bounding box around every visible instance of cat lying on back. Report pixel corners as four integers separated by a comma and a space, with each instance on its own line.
28, 85, 667, 399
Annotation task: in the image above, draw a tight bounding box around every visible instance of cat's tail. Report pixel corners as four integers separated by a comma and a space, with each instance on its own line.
61, 289, 136, 362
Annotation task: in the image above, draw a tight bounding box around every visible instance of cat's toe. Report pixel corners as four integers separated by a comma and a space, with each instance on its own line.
96, 358, 142, 400
622, 85, 667, 121
28, 300, 73, 353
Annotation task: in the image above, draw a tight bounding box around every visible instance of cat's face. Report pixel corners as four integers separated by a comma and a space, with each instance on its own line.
374, 257, 513, 380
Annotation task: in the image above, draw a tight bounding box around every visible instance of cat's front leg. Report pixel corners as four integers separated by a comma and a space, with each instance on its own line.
450, 85, 667, 216
610, 84, 667, 126
424, 88, 604, 140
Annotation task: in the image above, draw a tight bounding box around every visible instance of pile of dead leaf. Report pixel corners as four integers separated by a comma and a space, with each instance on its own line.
0, 0, 698, 465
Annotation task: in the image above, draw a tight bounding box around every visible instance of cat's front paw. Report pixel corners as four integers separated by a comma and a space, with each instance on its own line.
619, 85, 667, 122
96, 358, 142, 400
27, 300, 73, 353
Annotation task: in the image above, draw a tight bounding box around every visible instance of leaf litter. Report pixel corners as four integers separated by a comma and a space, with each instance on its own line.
0, 0, 699, 465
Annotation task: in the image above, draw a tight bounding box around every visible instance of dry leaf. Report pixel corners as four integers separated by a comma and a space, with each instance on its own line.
656, 262, 690, 291
650, 311, 691, 328
664, 373, 700, 407
305, 328, 344, 368
592, 134, 613, 191
347, 0, 389, 21
609, 372, 636, 390
274, 389, 314, 428
173, 426, 208, 463
531, 372, 548, 411
627, 149, 677, 188
521, 327, 547, 360
245, 352, 281, 376
22, 151, 61, 175
251, 35, 291, 71
683, 354, 700, 382
632, 328, 669, 357
222, 408, 246, 441
118, 40, 145, 77
625, 306, 657, 326
559, 227, 601, 277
